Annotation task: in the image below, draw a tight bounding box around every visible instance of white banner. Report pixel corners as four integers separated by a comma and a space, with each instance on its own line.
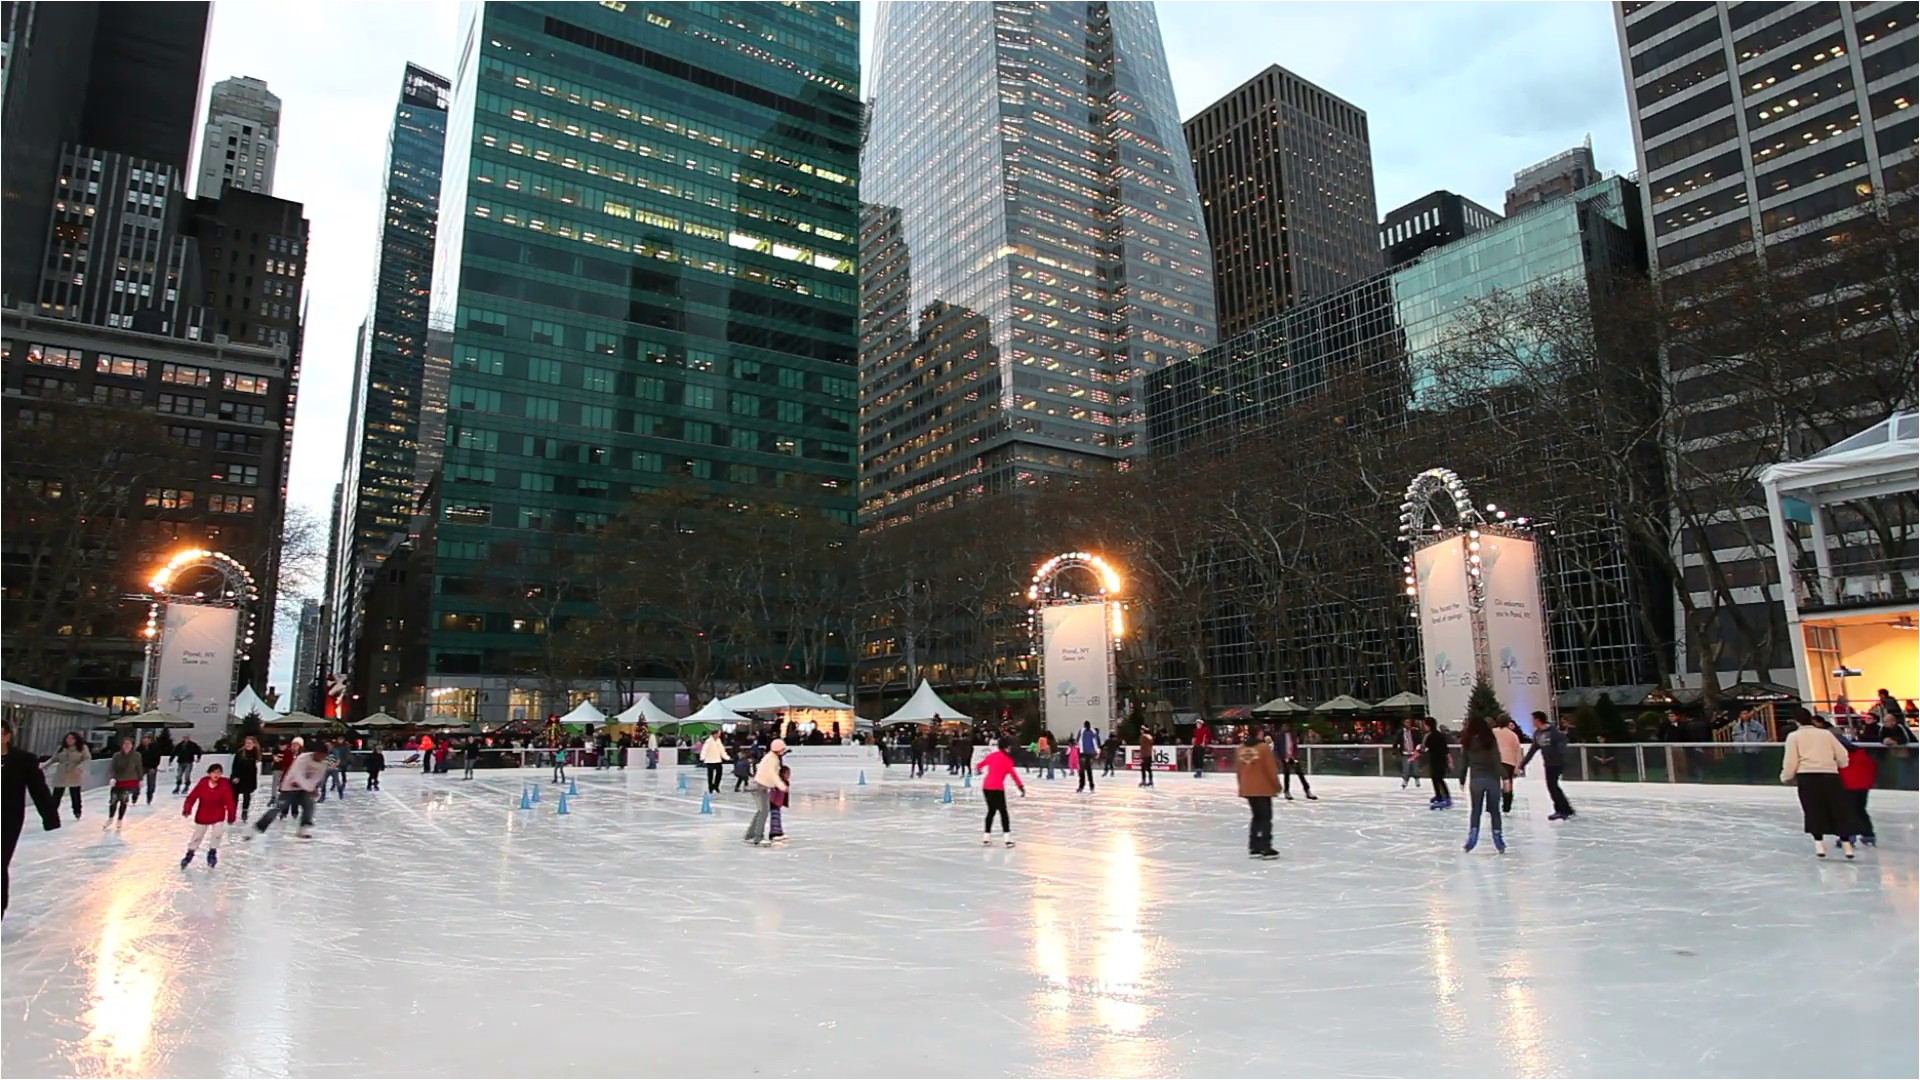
1042, 602, 1112, 732
1481, 535, 1552, 733
1415, 537, 1477, 728
155, 603, 239, 743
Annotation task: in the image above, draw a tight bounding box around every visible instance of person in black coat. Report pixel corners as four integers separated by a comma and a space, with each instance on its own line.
138, 734, 165, 804
229, 735, 263, 821
172, 736, 203, 793
3, 720, 63, 914
1422, 718, 1453, 808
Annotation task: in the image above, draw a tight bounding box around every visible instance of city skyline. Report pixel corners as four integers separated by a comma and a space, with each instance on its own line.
188, 1, 1634, 690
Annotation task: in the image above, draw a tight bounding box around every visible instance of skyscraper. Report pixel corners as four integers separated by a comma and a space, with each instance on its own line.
1379, 189, 1502, 268
195, 75, 281, 197
860, 1, 1215, 529
1185, 65, 1381, 336
330, 63, 449, 693
420, 2, 861, 725
1615, 0, 1918, 690
290, 598, 322, 712
1504, 141, 1600, 215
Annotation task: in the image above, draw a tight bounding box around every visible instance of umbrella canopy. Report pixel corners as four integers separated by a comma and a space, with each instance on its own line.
357, 712, 405, 728
263, 710, 328, 730
113, 709, 193, 729
718, 683, 851, 713
613, 694, 678, 728
1251, 696, 1308, 715
231, 686, 283, 723
558, 699, 607, 726
877, 680, 973, 726
1315, 694, 1373, 713
680, 698, 751, 726
1373, 691, 1426, 710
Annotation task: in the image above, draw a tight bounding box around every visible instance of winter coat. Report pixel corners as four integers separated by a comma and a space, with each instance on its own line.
1078, 727, 1099, 755
280, 754, 328, 793
173, 740, 201, 766
1234, 741, 1281, 798
753, 752, 788, 791
3, 746, 62, 841
139, 743, 165, 771
183, 776, 238, 825
1522, 726, 1567, 769
229, 749, 262, 793
109, 750, 145, 785
699, 737, 731, 765
1780, 726, 1847, 781
1839, 743, 1878, 791
1493, 727, 1522, 769
49, 745, 90, 787
975, 750, 1024, 792
1457, 737, 1504, 782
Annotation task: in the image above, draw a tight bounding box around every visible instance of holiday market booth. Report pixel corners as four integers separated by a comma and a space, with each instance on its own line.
719, 683, 857, 743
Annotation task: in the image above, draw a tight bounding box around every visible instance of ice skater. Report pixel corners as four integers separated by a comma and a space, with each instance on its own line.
461, 739, 477, 780
1138, 729, 1155, 787
1422, 718, 1452, 809
1235, 725, 1280, 859
181, 763, 237, 868
1521, 711, 1575, 820
1494, 717, 1523, 813
319, 739, 350, 802
49, 732, 90, 821
171, 735, 202, 794
1102, 732, 1120, 777
230, 735, 262, 821
253, 741, 327, 839
732, 749, 752, 792
1192, 721, 1211, 777
106, 737, 143, 830
1781, 712, 1855, 858
3, 719, 63, 916
1075, 722, 1099, 793
1837, 727, 1877, 846
1457, 716, 1507, 853
975, 736, 1026, 846
700, 731, 730, 794
744, 739, 789, 846
139, 735, 163, 805
551, 746, 569, 785
910, 730, 929, 777
1398, 719, 1422, 789
365, 745, 385, 790
1276, 722, 1315, 800
768, 761, 792, 844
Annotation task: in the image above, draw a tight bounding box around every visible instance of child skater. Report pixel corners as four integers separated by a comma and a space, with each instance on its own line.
181, 763, 238, 867
768, 760, 792, 843
365, 745, 385, 791
731, 748, 752, 792
974, 736, 1027, 846
551, 746, 568, 785
106, 737, 143, 831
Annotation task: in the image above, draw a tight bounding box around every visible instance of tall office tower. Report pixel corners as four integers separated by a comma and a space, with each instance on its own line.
289, 598, 322, 712
331, 64, 449, 698
195, 76, 281, 197
1185, 64, 1380, 337
1379, 189, 1503, 268
861, 1, 1215, 529
1504, 141, 1601, 215
0, 2, 211, 307
421, 3, 861, 725
1615, 0, 1917, 689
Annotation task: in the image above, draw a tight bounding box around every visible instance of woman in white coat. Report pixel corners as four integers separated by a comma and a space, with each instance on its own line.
744, 739, 788, 846
699, 732, 731, 794
1781, 713, 1854, 859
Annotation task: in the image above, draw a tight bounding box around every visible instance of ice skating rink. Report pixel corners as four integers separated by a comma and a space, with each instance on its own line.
2, 766, 1913, 1079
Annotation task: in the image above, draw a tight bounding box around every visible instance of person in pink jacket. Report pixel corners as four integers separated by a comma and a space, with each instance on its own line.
975, 737, 1026, 847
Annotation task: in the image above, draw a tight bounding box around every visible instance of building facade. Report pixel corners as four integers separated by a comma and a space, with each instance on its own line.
1614, 0, 1918, 689
1185, 64, 1381, 336
1379, 189, 1503, 268
2, 313, 294, 706
859, 0, 1215, 530
1146, 177, 1663, 708
289, 597, 322, 713
194, 75, 281, 197
330, 63, 450, 695
420, 1, 862, 725
1504, 141, 1601, 215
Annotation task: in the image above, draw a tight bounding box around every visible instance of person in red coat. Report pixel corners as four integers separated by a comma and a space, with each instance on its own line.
1838, 734, 1879, 846
181, 763, 238, 868
1192, 722, 1213, 777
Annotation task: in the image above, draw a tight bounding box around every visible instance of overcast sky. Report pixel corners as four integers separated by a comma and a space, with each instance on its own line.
206, 1, 1633, 692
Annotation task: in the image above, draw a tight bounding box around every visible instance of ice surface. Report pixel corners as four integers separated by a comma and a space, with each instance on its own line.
2, 765, 1914, 1079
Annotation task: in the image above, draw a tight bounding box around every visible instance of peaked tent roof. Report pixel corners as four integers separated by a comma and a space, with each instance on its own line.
878, 680, 973, 725
614, 694, 678, 727
558, 700, 607, 725
1251, 696, 1308, 714
232, 685, 283, 722
1374, 691, 1426, 709
718, 683, 851, 713
679, 698, 751, 725
1315, 694, 1373, 712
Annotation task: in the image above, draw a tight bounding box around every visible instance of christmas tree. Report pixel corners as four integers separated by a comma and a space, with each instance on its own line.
1464, 674, 1502, 729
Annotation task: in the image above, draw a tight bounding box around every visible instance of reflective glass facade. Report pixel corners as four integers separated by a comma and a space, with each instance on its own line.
424, 2, 860, 708
1146, 178, 1662, 706
859, 0, 1215, 530
332, 63, 450, 678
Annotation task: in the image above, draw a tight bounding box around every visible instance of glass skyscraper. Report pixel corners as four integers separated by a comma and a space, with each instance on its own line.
423, 2, 860, 723
859, 0, 1215, 530
331, 63, 450, 683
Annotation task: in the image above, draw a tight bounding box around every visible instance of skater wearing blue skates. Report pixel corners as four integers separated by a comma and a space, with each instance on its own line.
1457, 716, 1506, 853
1422, 717, 1452, 809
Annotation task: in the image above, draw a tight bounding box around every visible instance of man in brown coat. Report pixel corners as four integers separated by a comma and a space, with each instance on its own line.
1236, 726, 1282, 859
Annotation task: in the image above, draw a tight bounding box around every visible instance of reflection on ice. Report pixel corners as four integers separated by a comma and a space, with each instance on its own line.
0, 771, 1914, 1078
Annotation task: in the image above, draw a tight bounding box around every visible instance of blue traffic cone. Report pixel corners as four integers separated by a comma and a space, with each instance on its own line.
557, 792, 570, 815
531, 783, 541, 803
941, 784, 954, 804
519, 789, 532, 810
677, 772, 689, 793
857, 770, 867, 786
568, 778, 580, 796
700, 792, 713, 814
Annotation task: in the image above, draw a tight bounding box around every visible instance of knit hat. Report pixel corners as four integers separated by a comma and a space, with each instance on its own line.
770, 738, 788, 753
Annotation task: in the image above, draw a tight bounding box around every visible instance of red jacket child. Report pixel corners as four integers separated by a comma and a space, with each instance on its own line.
183, 773, 238, 825
1839, 744, 1878, 791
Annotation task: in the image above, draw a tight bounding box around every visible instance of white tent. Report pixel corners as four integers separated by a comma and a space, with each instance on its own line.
877, 680, 972, 726
1315, 694, 1373, 712
232, 685, 283, 722
1374, 691, 1426, 709
679, 698, 751, 726
613, 694, 678, 728
718, 682, 851, 714
558, 699, 607, 726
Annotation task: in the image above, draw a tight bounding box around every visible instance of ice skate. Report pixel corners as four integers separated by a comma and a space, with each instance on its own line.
297, 825, 313, 839
983, 834, 993, 845
1463, 827, 1478, 852
1814, 839, 1828, 858
1259, 849, 1279, 860
1003, 837, 1015, 847
1842, 840, 1856, 860
180, 850, 194, 868
1304, 792, 1317, 800
1547, 812, 1565, 821
207, 850, 218, 868
1493, 831, 1506, 853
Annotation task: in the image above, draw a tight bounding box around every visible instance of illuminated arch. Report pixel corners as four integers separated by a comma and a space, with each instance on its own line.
143, 548, 262, 662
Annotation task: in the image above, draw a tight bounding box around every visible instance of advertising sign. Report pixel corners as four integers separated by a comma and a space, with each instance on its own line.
1480, 535, 1552, 732
155, 603, 239, 742
1414, 537, 1477, 728
1041, 601, 1113, 732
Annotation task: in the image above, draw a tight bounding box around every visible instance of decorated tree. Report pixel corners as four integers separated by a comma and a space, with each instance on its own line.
1464, 674, 1502, 730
